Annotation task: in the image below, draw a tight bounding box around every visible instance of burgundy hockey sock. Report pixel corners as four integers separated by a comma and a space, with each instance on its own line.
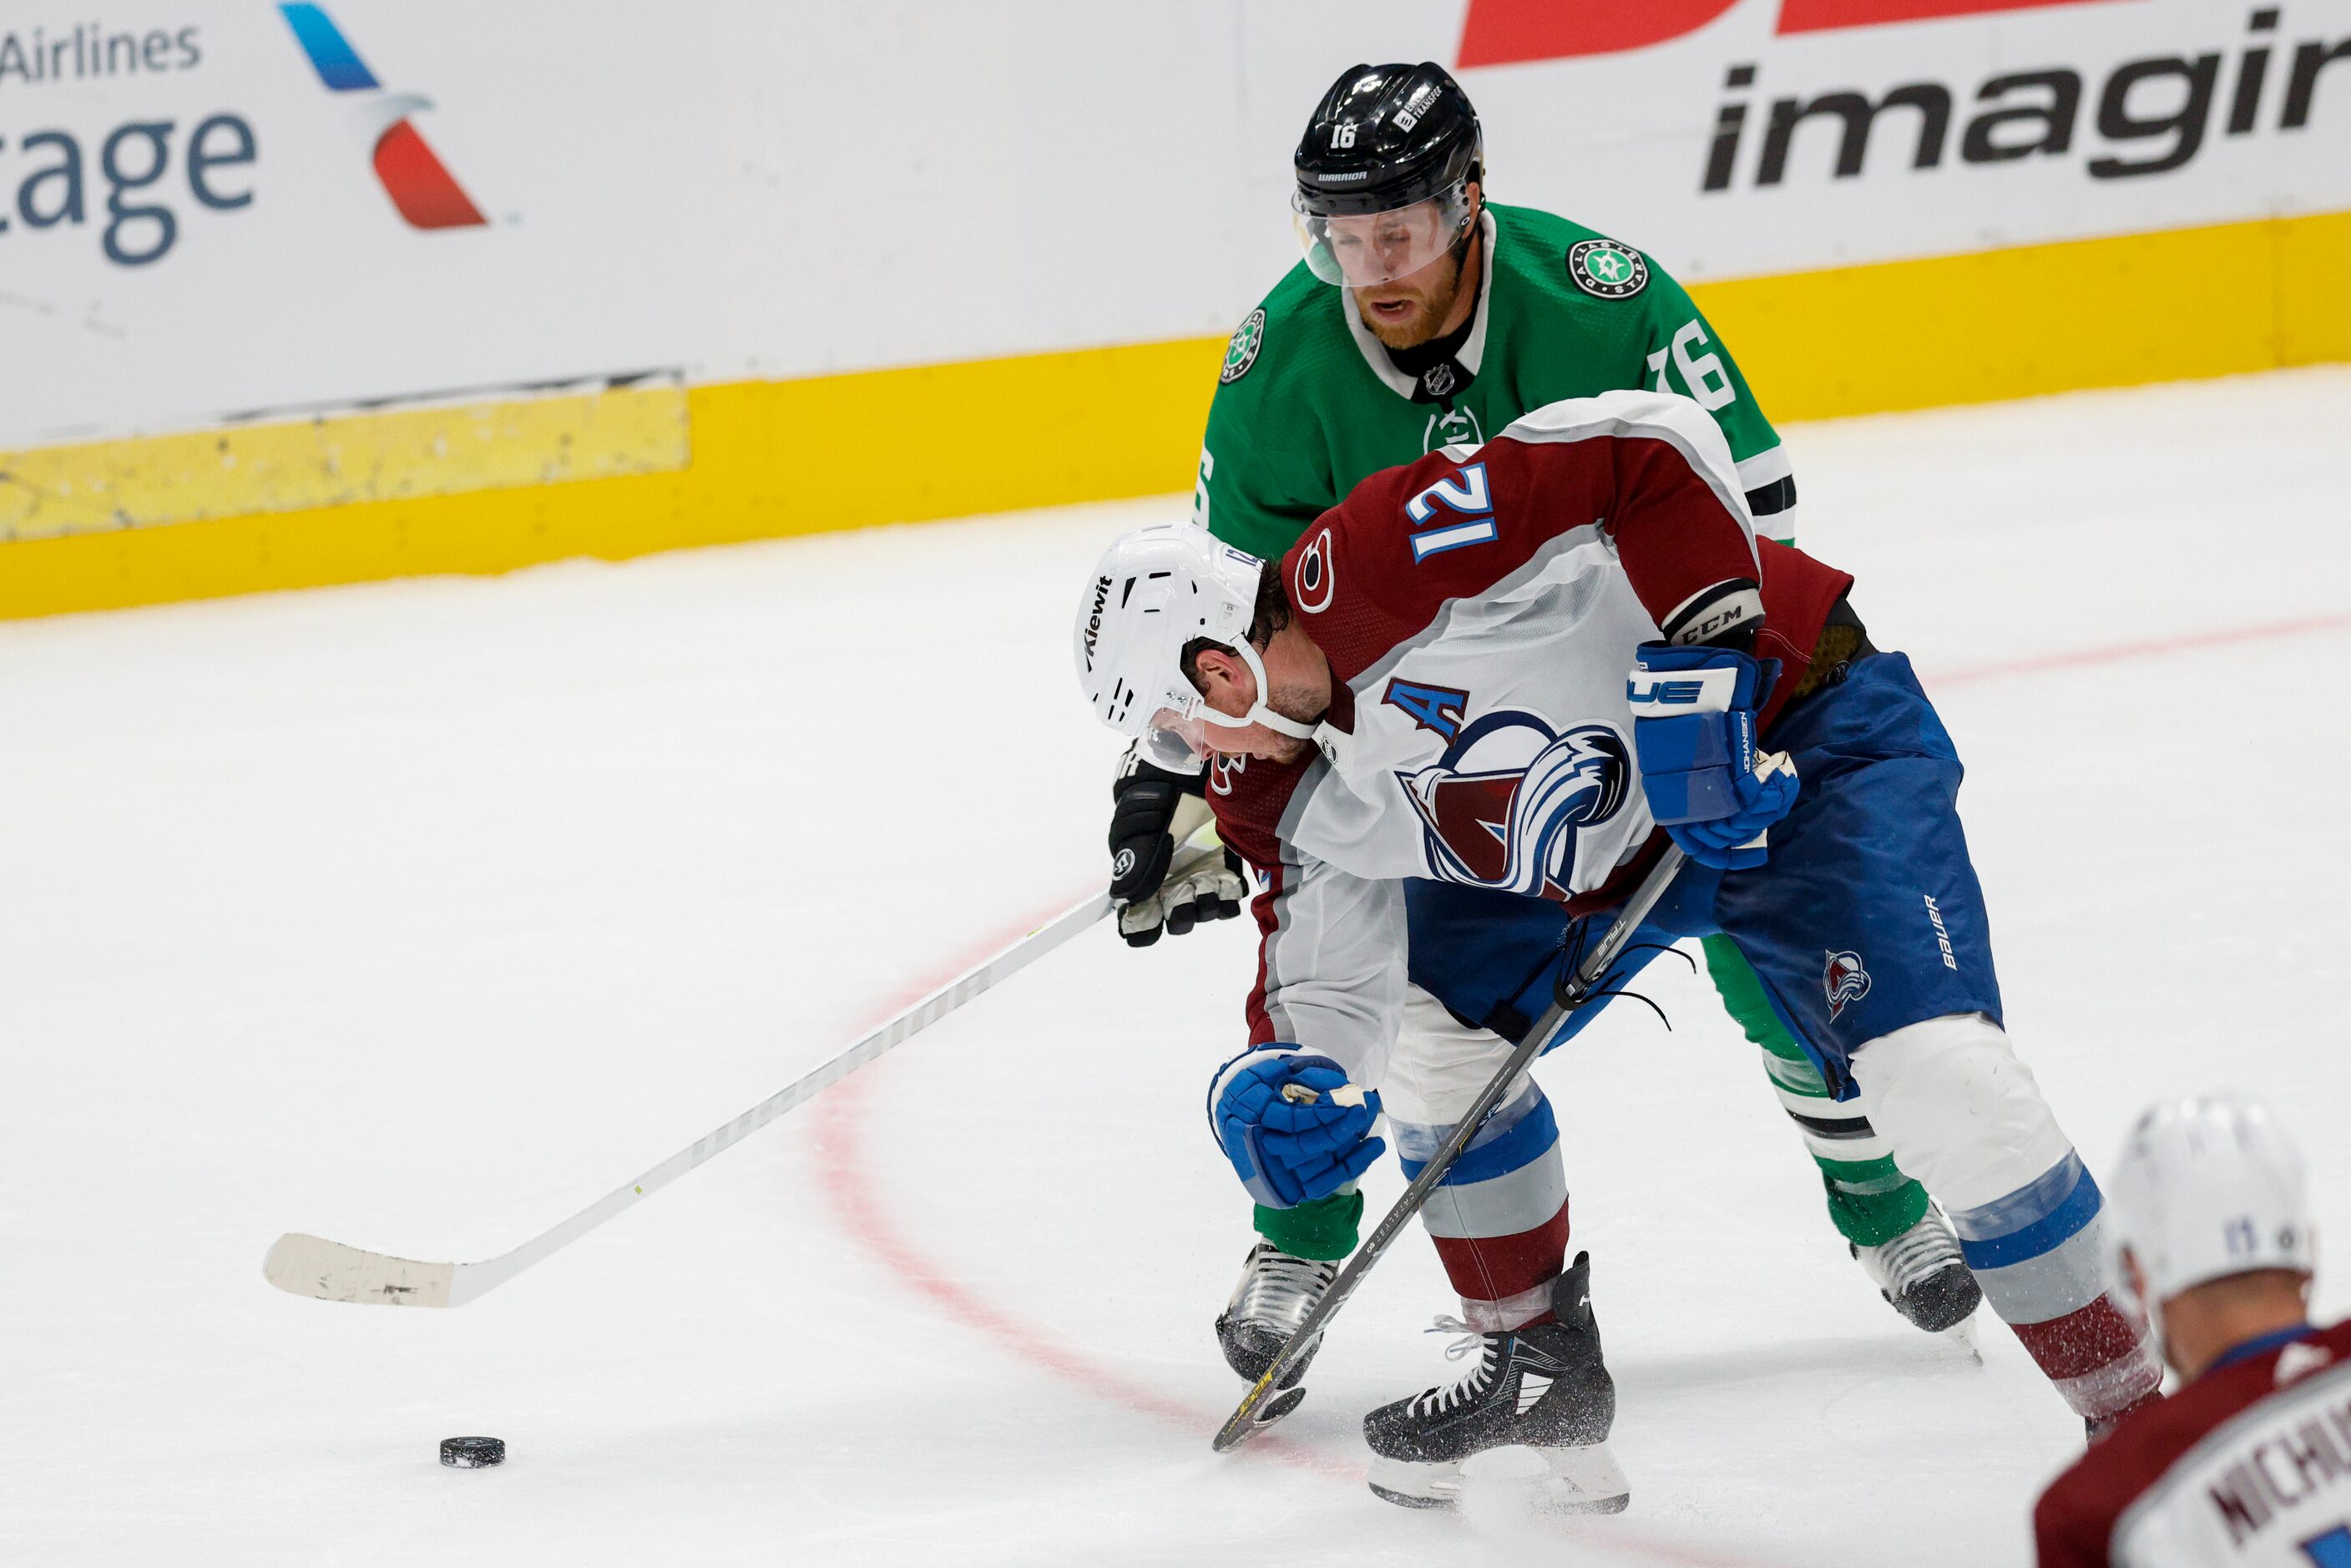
2010, 1292, 2163, 1422
1430, 1198, 1571, 1332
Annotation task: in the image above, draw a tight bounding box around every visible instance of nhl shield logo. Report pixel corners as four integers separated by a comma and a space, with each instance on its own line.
1395, 711, 1631, 899
1823, 950, 1872, 1020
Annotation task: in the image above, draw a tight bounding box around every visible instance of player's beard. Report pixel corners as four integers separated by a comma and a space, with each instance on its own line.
1351, 243, 1470, 350
1256, 679, 1327, 764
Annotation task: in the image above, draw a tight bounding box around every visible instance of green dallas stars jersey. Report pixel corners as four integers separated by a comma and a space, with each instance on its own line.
1193, 202, 1797, 561
1193, 203, 1938, 1272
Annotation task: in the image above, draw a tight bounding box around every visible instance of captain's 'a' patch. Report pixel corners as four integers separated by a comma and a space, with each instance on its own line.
1567, 239, 1649, 300
1221, 308, 1267, 383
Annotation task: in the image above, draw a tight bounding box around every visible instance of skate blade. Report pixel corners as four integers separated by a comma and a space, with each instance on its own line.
1366, 1441, 1631, 1513
1940, 1312, 1984, 1363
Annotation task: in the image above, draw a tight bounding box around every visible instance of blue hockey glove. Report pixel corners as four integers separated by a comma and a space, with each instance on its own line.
1626, 642, 1800, 871
1207, 1048, 1384, 1210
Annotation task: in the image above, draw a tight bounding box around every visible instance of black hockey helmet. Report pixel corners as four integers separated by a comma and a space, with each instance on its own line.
1291, 63, 1483, 286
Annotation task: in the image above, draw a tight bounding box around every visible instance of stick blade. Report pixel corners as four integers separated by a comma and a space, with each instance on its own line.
1212, 1370, 1283, 1452
264, 1232, 457, 1308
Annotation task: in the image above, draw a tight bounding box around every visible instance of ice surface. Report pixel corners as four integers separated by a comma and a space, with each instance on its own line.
5, 368, 2349, 1566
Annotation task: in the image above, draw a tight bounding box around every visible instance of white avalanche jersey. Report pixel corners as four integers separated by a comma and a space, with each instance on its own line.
1202, 392, 1852, 1084
2038, 1323, 2351, 1567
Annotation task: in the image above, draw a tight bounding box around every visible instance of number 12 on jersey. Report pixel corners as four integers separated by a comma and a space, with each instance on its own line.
1405, 462, 1498, 563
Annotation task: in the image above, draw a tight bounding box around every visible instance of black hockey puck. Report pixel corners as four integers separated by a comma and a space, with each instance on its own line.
440, 1436, 505, 1469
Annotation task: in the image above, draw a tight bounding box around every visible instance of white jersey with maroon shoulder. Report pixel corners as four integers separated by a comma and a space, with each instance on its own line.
1202, 391, 1851, 1085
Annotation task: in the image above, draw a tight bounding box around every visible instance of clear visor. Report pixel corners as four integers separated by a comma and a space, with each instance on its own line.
1292, 182, 1475, 289
1147, 703, 1251, 758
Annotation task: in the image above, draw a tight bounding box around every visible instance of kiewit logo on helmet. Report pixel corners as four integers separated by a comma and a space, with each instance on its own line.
1082, 575, 1110, 670
278, 3, 485, 230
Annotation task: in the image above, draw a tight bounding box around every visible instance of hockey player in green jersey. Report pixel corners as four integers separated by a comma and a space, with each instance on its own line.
1100, 63, 1983, 1407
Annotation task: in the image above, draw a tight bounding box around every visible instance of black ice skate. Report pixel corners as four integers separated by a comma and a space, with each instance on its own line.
1216, 1241, 1339, 1428
1362, 1252, 1629, 1512
1852, 1205, 1983, 1340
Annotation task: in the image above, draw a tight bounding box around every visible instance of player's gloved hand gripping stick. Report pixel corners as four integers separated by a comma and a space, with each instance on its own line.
263, 842, 1229, 1309
1211, 841, 1691, 1452
1626, 643, 1799, 870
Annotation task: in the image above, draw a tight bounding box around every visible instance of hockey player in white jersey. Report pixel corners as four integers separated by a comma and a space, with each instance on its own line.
2036, 1095, 2343, 1566
1071, 388, 2159, 1505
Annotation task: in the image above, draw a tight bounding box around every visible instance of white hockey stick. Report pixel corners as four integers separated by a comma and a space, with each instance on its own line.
264, 842, 1226, 1308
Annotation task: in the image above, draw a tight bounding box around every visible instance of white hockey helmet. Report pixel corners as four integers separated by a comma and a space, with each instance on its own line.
1071, 523, 1316, 745
2106, 1094, 2314, 1308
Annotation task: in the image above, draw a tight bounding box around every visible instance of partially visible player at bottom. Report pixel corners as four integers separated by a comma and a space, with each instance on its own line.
1071, 389, 2160, 1508
2036, 1096, 2343, 1566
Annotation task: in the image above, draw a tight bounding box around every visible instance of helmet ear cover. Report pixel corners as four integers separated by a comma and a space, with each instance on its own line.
1072, 525, 1317, 745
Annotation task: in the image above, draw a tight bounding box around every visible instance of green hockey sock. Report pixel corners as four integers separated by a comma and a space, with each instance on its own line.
1253, 1188, 1363, 1262
1701, 933, 1934, 1252
1818, 1154, 1933, 1249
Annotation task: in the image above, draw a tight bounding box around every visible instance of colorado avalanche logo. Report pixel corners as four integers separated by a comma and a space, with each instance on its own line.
1395, 713, 1631, 899
1823, 950, 1872, 1020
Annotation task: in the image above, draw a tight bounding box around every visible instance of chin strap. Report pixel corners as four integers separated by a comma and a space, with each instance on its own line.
1191, 637, 1322, 741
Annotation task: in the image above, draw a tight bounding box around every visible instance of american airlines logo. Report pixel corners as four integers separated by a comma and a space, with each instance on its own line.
1458, 0, 2129, 67
278, 3, 485, 230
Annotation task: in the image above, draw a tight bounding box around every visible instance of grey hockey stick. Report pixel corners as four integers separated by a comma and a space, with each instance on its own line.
1212, 841, 1690, 1452
265, 842, 1226, 1308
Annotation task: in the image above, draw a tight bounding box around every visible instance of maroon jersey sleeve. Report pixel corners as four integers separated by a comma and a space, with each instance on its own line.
1283, 392, 1848, 690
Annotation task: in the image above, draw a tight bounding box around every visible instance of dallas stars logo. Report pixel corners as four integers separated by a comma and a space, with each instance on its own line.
1567, 239, 1649, 301
1221, 308, 1267, 383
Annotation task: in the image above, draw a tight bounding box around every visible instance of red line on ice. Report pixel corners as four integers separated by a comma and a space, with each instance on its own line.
1933, 609, 2351, 687
813, 928, 1797, 1564
811, 928, 1787, 1562
807, 924, 1357, 1479
806, 608, 2351, 1560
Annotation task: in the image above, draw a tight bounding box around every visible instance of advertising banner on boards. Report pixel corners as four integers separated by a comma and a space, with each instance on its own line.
0, 3, 718, 448
1438, 0, 2351, 281
8, 1, 2348, 452
3, 0, 2345, 619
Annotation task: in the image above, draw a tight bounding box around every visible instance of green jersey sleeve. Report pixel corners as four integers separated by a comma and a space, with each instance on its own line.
1191, 382, 1332, 564
1191, 292, 1357, 564
1632, 269, 1798, 544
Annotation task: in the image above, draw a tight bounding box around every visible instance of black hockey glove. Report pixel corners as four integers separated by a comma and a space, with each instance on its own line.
1109, 746, 1246, 948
